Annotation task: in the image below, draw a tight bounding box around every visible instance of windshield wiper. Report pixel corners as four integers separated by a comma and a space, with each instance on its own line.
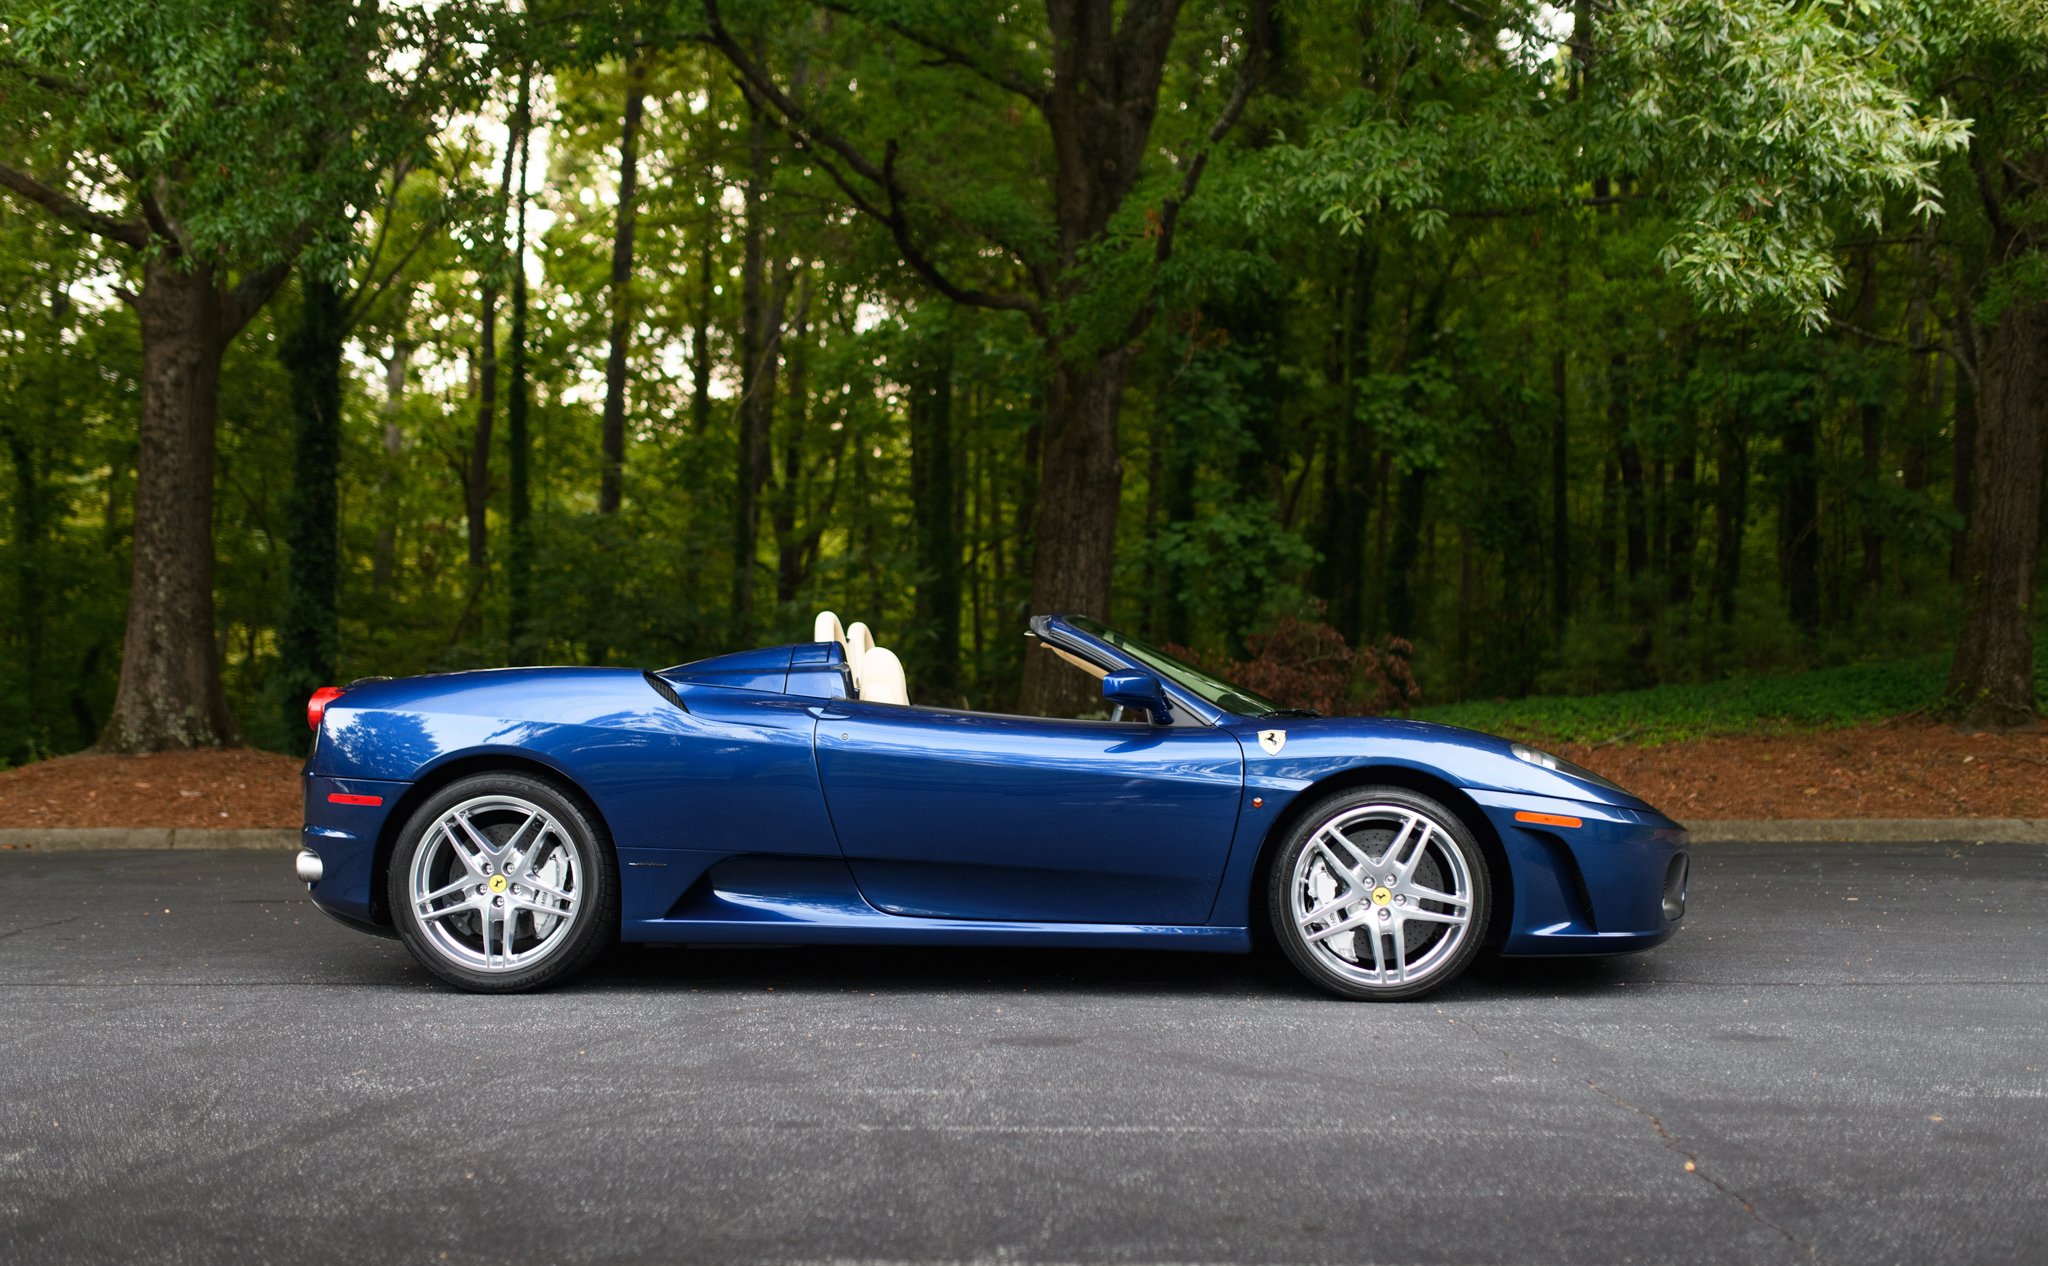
1258, 707, 1320, 719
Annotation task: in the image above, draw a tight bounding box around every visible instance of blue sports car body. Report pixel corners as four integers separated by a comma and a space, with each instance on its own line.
300, 614, 1687, 995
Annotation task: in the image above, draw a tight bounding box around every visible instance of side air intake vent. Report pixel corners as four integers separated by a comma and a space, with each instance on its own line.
643, 671, 689, 713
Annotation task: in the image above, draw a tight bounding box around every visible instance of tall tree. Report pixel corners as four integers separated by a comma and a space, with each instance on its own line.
908, 327, 961, 703
505, 71, 538, 663
468, 71, 529, 578
1936, 3, 2048, 725
275, 276, 345, 736
0, 0, 458, 750
600, 53, 649, 516
702, 0, 1273, 714
730, 88, 785, 639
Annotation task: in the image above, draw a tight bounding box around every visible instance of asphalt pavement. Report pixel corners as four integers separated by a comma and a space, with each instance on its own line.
2, 841, 2044, 1266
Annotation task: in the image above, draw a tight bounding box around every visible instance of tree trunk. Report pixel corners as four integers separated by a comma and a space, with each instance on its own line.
1017, 349, 1133, 716
6, 429, 46, 753
773, 277, 811, 606
467, 290, 498, 574
1593, 459, 1616, 605
1010, 0, 1193, 717
1855, 248, 1883, 600
691, 209, 716, 436
1950, 362, 1978, 582
1319, 246, 1376, 644
371, 334, 411, 594
1712, 409, 1748, 626
1613, 356, 1648, 591
1384, 463, 1429, 640
468, 103, 524, 576
1667, 440, 1697, 608
909, 336, 961, 704
1156, 372, 1196, 647
99, 258, 233, 751
1946, 298, 2045, 725
1550, 345, 1570, 635
504, 83, 535, 663
277, 274, 346, 739
599, 55, 647, 517
1781, 389, 1821, 636
730, 95, 779, 640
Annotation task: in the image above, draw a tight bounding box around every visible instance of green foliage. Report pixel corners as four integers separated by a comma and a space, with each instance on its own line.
1, 0, 487, 273
0, 0, 2041, 756
1603, 0, 1970, 327
1417, 640, 2048, 746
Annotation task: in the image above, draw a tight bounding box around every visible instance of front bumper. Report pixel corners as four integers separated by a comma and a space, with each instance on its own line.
1468, 789, 1689, 956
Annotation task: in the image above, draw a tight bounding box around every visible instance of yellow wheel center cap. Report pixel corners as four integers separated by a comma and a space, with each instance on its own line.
1372, 886, 1392, 906
488, 874, 509, 895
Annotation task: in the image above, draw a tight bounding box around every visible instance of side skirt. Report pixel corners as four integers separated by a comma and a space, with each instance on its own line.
624, 915, 1251, 952
616, 848, 1250, 952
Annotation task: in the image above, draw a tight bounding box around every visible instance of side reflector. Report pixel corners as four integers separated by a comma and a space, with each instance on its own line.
327, 792, 383, 807
1515, 810, 1583, 829
306, 686, 346, 730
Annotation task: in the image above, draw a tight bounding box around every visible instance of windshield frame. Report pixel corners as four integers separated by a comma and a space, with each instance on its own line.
1061, 616, 1291, 719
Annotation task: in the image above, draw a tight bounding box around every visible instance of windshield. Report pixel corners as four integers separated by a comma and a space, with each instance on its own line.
1067, 616, 1293, 718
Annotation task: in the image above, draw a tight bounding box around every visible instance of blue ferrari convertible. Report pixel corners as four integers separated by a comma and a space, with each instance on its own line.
297, 612, 1688, 999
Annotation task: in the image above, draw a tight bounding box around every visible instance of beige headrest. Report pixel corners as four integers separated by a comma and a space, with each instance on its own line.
860, 646, 909, 707
813, 610, 846, 646
845, 621, 875, 687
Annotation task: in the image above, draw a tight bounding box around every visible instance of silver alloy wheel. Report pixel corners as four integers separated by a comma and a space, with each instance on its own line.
407, 794, 583, 974
1289, 801, 1476, 990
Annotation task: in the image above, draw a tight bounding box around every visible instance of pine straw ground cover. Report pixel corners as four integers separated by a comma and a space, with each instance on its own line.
0, 721, 2044, 830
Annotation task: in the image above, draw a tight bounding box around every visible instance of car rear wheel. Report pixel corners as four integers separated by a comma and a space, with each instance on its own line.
387, 772, 618, 993
1268, 786, 1490, 1001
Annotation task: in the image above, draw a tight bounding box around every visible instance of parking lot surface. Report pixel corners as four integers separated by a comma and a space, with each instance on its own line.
2, 841, 2044, 1265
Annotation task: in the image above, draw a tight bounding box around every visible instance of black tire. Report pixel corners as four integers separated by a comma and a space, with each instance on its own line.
386, 771, 619, 993
1267, 785, 1492, 1001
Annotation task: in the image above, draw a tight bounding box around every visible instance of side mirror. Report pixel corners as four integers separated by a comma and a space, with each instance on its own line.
1102, 670, 1172, 724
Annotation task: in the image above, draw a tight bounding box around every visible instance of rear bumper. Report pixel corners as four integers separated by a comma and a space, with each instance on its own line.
1467, 790, 1689, 957
300, 774, 411, 929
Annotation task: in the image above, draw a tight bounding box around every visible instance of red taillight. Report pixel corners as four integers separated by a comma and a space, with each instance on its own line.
307, 686, 345, 731
326, 792, 383, 807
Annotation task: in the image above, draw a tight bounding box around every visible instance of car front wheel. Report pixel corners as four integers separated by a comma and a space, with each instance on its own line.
1268, 786, 1491, 1001
387, 772, 618, 993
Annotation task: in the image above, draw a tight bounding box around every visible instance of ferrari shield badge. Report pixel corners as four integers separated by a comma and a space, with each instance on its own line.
1258, 728, 1286, 755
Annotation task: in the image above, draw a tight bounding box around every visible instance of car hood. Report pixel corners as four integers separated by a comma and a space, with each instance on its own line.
1229, 714, 1663, 816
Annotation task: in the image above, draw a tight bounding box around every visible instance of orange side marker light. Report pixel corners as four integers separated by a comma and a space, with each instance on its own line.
1514, 810, 1582, 829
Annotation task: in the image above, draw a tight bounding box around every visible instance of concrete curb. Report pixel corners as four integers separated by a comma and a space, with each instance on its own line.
1682, 818, 2048, 844
4, 821, 2047, 852
0, 827, 299, 852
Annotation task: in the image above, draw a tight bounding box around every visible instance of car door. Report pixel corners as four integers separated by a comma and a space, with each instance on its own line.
812, 702, 1245, 925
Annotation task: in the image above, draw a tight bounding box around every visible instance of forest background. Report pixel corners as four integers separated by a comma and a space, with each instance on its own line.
1, 0, 2044, 763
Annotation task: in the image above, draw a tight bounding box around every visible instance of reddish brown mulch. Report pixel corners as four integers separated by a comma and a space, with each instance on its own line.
0, 748, 303, 829
1560, 721, 2048, 820
0, 722, 2044, 830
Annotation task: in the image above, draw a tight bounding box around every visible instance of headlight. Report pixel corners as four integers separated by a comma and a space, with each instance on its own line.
1511, 743, 1559, 771
1511, 742, 1629, 796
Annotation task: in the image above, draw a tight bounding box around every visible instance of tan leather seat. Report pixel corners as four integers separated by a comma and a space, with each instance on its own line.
860, 646, 909, 707
813, 610, 846, 647
844, 621, 875, 690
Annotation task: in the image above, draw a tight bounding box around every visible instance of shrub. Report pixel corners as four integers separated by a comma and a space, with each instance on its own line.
1168, 607, 1421, 716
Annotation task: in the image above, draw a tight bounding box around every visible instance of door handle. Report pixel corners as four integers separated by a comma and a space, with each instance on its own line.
807, 704, 852, 721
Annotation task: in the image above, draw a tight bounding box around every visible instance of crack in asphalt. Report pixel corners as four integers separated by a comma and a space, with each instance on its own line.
1457, 1016, 1823, 1265
0, 917, 78, 942
1585, 1077, 1823, 1265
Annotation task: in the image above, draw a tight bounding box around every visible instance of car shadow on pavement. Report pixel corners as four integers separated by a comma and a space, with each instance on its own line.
536, 939, 1653, 1003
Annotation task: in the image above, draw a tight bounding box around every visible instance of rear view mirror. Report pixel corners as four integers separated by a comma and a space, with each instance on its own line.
1102, 670, 1172, 724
